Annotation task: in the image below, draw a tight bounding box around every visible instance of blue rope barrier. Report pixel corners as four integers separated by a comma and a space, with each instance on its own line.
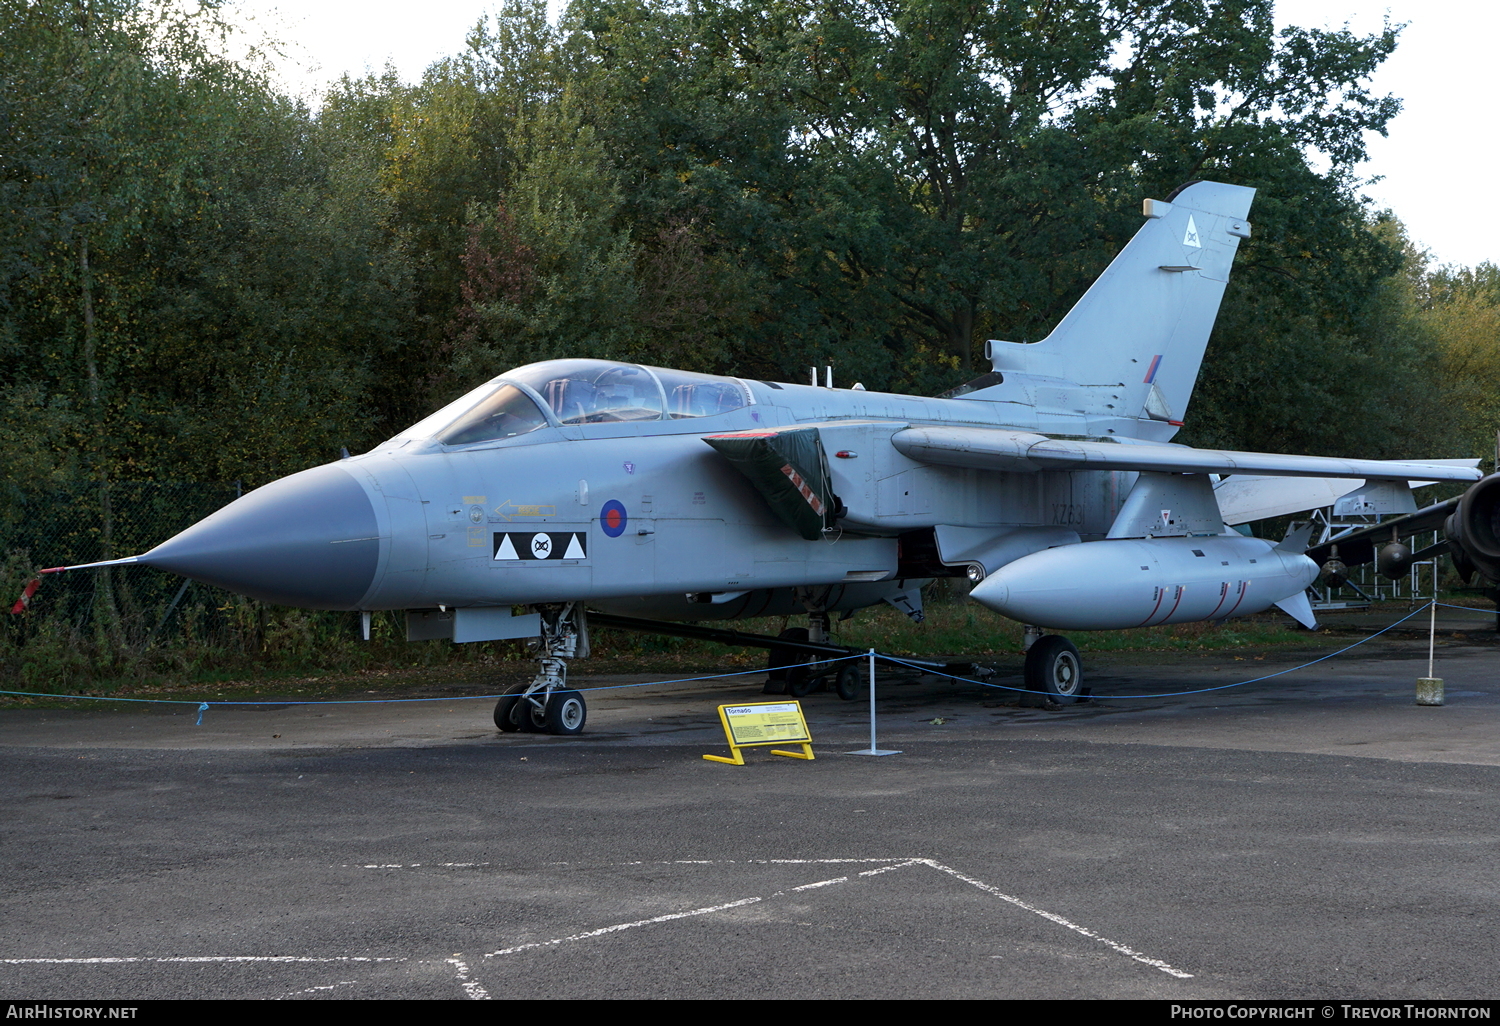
884, 603, 1433, 700
0, 600, 1458, 719
0, 652, 867, 718
1435, 600, 1500, 615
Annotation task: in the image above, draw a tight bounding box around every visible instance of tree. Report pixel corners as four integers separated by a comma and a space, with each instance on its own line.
1423, 262, 1500, 463
1, 0, 420, 490
561, 0, 1424, 450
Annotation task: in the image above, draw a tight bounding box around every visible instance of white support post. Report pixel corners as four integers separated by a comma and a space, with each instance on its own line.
1417, 599, 1443, 706
848, 649, 900, 756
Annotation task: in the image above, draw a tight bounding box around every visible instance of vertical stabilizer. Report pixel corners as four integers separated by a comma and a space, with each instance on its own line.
977, 181, 1255, 440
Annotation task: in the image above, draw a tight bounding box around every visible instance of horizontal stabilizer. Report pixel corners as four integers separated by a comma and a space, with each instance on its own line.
1215, 476, 1354, 525
933, 524, 1081, 576
1334, 480, 1417, 517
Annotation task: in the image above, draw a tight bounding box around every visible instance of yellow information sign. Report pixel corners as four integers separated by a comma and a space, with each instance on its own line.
703, 702, 815, 765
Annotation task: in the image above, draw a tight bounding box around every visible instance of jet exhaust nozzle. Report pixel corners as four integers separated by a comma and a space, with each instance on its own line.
1444, 474, 1500, 585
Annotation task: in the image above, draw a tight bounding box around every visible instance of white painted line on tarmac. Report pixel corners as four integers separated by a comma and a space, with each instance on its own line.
353, 862, 491, 869
5, 857, 1190, 991
276, 980, 357, 999
1, 956, 402, 964
481, 856, 1192, 979
482, 896, 764, 958
660, 858, 909, 866
915, 859, 1193, 979
446, 958, 490, 1000
345, 857, 912, 871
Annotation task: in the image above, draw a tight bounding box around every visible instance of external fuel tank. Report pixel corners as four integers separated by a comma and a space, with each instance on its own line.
968, 535, 1317, 631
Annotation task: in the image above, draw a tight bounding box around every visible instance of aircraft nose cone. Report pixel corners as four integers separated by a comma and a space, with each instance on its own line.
141, 463, 379, 609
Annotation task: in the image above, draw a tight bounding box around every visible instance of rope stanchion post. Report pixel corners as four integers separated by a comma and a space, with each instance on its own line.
1417, 598, 1443, 706
848, 648, 899, 757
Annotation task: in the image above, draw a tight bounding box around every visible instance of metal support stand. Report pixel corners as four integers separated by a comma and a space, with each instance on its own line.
849, 649, 900, 756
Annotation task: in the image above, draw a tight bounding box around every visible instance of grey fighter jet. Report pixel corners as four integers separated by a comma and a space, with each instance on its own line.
49, 181, 1492, 733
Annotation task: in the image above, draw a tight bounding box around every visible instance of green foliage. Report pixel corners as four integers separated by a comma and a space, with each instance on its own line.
1421, 262, 1500, 463
1, 0, 422, 489
559, 0, 1411, 404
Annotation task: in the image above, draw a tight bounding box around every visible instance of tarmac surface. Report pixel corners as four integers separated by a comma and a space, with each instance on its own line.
3, 605, 1499, 1000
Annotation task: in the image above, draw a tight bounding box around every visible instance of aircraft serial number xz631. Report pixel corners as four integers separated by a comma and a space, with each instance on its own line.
50, 181, 1493, 734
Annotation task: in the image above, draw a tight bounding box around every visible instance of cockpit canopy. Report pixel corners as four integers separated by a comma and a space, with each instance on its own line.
395, 359, 754, 447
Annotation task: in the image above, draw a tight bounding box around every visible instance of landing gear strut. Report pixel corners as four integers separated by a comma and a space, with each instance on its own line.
763, 627, 808, 695
493, 602, 589, 735
763, 608, 859, 700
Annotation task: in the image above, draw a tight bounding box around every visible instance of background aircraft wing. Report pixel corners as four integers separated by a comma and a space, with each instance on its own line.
1304, 498, 1463, 575
1213, 462, 1481, 525
891, 426, 1483, 483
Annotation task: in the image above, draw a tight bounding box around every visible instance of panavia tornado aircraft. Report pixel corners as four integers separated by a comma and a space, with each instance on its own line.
47, 181, 1493, 733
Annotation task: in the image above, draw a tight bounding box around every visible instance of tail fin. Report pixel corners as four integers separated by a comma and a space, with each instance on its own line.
976, 181, 1255, 441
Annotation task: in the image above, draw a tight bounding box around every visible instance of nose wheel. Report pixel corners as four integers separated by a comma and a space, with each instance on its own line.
1024, 635, 1086, 705
494, 681, 589, 736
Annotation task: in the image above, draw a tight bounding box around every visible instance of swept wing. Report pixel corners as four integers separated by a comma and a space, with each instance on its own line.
890, 426, 1482, 484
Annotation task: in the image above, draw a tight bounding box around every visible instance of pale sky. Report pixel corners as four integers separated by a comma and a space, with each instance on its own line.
225, 0, 1498, 269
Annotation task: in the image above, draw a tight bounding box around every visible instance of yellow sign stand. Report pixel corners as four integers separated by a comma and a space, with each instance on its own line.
703, 702, 815, 765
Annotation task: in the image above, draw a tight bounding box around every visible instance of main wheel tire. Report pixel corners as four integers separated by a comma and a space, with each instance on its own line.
494, 682, 532, 732
1024, 635, 1083, 705
764, 627, 809, 695
542, 690, 587, 735
835, 662, 863, 701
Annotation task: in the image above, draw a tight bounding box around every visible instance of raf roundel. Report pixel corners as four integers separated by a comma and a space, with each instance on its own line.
600, 499, 628, 538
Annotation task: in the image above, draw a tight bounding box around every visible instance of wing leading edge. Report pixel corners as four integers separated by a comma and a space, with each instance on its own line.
891, 426, 1482, 483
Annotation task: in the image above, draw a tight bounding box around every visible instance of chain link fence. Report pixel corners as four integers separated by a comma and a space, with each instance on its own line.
2, 481, 239, 634
0, 481, 497, 691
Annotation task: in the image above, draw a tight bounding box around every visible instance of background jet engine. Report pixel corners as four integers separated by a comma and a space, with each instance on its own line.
968, 535, 1318, 631
1304, 473, 1500, 587
1443, 474, 1500, 583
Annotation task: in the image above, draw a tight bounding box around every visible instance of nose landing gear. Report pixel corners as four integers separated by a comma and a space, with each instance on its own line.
493, 603, 589, 735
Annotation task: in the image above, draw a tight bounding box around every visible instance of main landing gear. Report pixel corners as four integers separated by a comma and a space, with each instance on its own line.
1022, 627, 1086, 705
494, 602, 589, 736
762, 611, 864, 700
